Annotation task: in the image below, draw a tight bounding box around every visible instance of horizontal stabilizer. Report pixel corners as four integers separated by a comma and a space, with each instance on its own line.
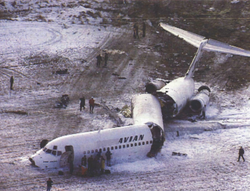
205, 39, 250, 57
160, 23, 250, 57
160, 23, 205, 48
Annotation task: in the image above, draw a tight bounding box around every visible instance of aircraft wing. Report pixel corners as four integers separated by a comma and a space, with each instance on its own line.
160, 22, 250, 57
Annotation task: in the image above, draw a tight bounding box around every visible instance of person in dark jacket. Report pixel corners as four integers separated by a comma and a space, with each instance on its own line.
105, 148, 112, 166
68, 153, 74, 174
10, 76, 14, 90
96, 54, 102, 67
79, 96, 85, 111
238, 146, 245, 162
104, 52, 108, 67
46, 178, 53, 191
81, 155, 87, 167
88, 155, 94, 176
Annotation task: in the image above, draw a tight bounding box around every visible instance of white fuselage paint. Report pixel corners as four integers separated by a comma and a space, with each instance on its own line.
157, 77, 195, 117
132, 94, 164, 129
31, 125, 153, 169
189, 89, 210, 112
30, 94, 164, 170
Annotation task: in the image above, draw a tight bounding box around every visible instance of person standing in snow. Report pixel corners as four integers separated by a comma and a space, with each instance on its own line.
81, 155, 87, 167
10, 76, 14, 90
89, 97, 95, 114
101, 156, 105, 174
104, 52, 108, 67
46, 178, 53, 191
105, 148, 112, 166
238, 146, 245, 162
96, 54, 102, 67
79, 96, 85, 111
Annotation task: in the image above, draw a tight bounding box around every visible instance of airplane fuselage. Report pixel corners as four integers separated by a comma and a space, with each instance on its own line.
30, 94, 165, 170
156, 77, 195, 117
30, 124, 153, 169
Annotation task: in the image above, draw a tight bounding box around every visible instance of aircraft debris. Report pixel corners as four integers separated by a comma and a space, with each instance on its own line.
54, 69, 68, 75
120, 105, 131, 118
2, 110, 28, 115
55, 94, 69, 108
172, 152, 187, 157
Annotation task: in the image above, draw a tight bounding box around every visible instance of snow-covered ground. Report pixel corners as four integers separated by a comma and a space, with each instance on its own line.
1, 0, 250, 190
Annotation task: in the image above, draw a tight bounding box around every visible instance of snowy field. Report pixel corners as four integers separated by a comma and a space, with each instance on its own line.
1, 0, 250, 190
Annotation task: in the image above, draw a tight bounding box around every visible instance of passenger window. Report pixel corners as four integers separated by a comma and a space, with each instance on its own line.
115, 146, 118, 149
150, 140, 153, 144
131, 143, 133, 147
127, 144, 129, 148
87, 150, 90, 154
138, 142, 141, 146
99, 149, 102, 152
95, 149, 98, 153
53, 146, 57, 150
142, 142, 145, 145
146, 141, 149, 144
111, 147, 114, 150
119, 145, 121, 149
135, 143, 137, 146
123, 145, 125, 148
52, 151, 56, 156
103, 148, 106, 152
57, 151, 62, 156
91, 150, 94, 153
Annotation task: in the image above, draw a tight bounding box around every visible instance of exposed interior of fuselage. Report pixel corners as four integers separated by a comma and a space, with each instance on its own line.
155, 92, 177, 118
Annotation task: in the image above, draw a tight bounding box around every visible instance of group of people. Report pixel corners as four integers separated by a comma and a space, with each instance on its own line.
80, 149, 112, 177
133, 22, 146, 39
79, 96, 95, 114
96, 51, 108, 68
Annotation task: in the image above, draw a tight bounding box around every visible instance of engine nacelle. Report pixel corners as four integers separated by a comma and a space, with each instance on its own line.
145, 80, 166, 93
189, 86, 210, 113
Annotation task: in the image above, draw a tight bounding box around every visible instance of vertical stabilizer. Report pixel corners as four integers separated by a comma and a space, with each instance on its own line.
185, 39, 207, 78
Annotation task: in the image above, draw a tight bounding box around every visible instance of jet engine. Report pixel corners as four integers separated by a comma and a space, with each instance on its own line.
145, 80, 166, 93
189, 86, 210, 113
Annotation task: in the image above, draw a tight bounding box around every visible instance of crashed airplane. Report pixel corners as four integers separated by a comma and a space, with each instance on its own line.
30, 23, 250, 171
29, 94, 165, 169
146, 23, 250, 118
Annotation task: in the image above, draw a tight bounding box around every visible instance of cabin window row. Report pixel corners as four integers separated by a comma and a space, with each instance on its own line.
83, 140, 153, 155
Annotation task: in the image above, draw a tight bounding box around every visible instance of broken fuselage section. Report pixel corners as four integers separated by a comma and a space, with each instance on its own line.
29, 94, 165, 170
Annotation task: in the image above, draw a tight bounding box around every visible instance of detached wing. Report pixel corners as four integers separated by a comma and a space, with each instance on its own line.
160, 23, 250, 57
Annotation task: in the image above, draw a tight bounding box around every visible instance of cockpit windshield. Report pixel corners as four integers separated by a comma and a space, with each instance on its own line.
43, 147, 62, 156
